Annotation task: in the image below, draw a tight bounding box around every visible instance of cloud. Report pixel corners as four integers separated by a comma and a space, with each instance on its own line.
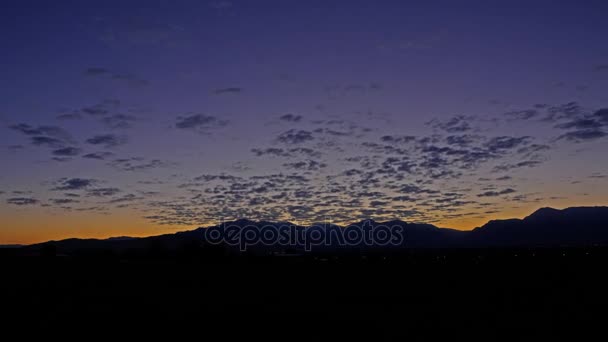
87, 188, 121, 197
593, 108, 608, 123
6, 197, 38, 205
101, 114, 137, 129
52, 178, 97, 191
251, 147, 322, 158
84, 67, 149, 87
279, 114, 302, 122
108, 193, 142, 204
444, 135, 479, 147
543, 102, 583, 122
504, 109, 539, 121
30, 136, 65, 148
86, 134, 128, 148
594, 64, 608, 72
50, 198, 79, 205
52, 147, 81, 156
109, 158, 172, 171
324, 83, 383, 97
251, 148, 290, 157
82, 152, 114, 160
10, 124, 73, 147
283, 160, 327, 171
428, 115, 474, 133
288, 148, 322, 158
477, 188, 516, 197
484, 136, 530, 152
10, 124, 65, 136
214, 87, 242, 94
58, 99, 122, 120
381, 135, 417, 144
57, 113, 83, 120
276, 129, 314, 144
492, 160, 542, 172
555, 118, 602, 130
557, 129, 606, 142
175, 114, 228, 132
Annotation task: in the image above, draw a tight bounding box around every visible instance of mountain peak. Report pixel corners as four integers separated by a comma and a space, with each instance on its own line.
525, 207, 561, 220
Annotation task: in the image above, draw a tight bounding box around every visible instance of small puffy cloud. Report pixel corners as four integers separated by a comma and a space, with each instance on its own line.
82, 152, 114, 160
276, 129, 314, 144
283, 159, 327, 171
555, 118, 602, 130
50, 198, 79, 205
477, 188, 516, 197
492, 160, 542, 172
504, 109, 539, 121
485, 136, 530, 152
9, 124, 70, 139
593, 108, 608, 123
428, 115, 474, 133
52, 178, 97, 191
279, 114, 302, 122
86, 134, 128, 148
79, 99, 121, 116
31, 136, 65, 148
557, 129, 606, 142
380, 135, 416, 144
594, 65, 608, 72
175, 114, 228, 132
85, 67, 149, 87
101, 114, 137, 129
109, 157, 171, 171
213, 87, 242, 94
10, 124, 73, 148
52, 147, 81, 156
87, 188, 121, 197
6, 197, 38, 205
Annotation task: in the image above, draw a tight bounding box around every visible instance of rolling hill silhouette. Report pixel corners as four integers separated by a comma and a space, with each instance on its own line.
21, 206, 608, 256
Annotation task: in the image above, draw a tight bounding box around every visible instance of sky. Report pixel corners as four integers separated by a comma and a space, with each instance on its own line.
1, 0, 608, 244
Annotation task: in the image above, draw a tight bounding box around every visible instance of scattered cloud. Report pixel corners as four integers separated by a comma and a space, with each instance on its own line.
30, 136, 65, 148
6, 197, 38, 206
427, 115, 475, 133
87, 188, 121, 197
477, 188, 516, 197
279, 114, 302, 122
82, 152, 114, 160
175, 114, 228, 132
594, 64, 608, 72
213, 87, 242, 94
109, 157, 172, 171
52, 147, 81, 157
557, 129, 606, 142
52, 178, 97, 191
86, 134, 128, 148
84, 67, 149, 87
101, 114, 137, 129
276, 129, 314, 144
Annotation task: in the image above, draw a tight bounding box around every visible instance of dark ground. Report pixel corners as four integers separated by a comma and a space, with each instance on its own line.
2, 248, 607, 340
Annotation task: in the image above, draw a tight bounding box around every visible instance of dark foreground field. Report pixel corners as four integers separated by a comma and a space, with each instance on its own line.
2, 248, 608, 341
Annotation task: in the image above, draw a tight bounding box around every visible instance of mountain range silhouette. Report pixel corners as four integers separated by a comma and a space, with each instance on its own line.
21, 206, 608, 255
